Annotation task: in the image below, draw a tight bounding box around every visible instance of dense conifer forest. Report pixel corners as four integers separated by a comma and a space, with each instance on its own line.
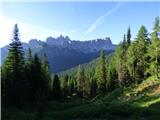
1, 17, 160, 120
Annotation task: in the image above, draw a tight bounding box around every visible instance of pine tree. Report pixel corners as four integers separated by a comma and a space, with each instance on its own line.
33, 54, 44, 101
148, 16, 160, 77
68, 76, 74, 96
76, 65, 86, 97
106, 56, 117, 91
41, 53, 51, 99
25, 48, 34, 101
115, 30, 132, 87
90, 78, 97, 97
126, 26, 149, 83
1, 66, 7, 103
115, 44, 128, 86
26, 53, 50, 102
126, 42, 137, 82
83, 76, 90, 98
126, 27, 131, 48
2, 24, 26, 104
122, 34, 126, 50
97, 49, 106, 94
135, 25, 149, 81
52, 74, 61, 99
77, 65, 88, 97
28, 48, 33, 62
61, 75, 69, 97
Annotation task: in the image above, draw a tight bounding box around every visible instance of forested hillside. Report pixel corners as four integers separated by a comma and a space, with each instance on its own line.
59, 17, 160, 98
1, 16, 160, 120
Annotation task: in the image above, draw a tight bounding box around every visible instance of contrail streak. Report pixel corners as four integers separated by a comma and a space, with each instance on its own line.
86, 3, 122, 35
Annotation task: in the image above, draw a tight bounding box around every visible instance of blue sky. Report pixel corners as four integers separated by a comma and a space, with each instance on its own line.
0, 1, 159, 47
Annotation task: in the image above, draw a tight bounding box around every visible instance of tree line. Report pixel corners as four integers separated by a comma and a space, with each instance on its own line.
60, 16, 160, 98
1, 17, 160, 105
2, 24, 59, 104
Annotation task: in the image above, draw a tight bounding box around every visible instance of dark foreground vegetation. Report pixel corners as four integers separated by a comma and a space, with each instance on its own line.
1, 17, 160, 120
2, 76, 160, 120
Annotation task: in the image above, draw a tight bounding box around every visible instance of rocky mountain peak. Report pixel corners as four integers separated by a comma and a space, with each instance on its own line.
46, 35, 71, 46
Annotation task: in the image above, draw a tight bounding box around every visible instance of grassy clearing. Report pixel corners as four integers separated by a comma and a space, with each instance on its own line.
2, 76, 160, 120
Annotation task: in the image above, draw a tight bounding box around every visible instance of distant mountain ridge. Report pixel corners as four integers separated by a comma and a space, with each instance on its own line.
1, 35, 116, 73
46, 35, 114, 53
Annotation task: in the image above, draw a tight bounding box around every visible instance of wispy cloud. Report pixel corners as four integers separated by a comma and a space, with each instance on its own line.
85, 3, 122, 35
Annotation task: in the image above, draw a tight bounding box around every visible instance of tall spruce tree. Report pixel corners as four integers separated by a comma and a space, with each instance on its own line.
126, 42, 137, 82
135, 25, 149, 81
114, 32, 131, 87
61, 75, 69, 97
26, 53, 50, 102
83, 76, 90, 98
76, 65, 86, 97
25, 49, 51, 102
41, 53, 51, 98
97, 49, 106, 94
52, 74, 61, 98
126, 27, 131, 48
122, 34, 126, 50
106, 55, 117, 91
68, 76, 74, 96
148, 16, 160, 77
126, 26, 149, 83
90, 78, 97, 97
2, 24, 26, 104
25, 48, 34, 101
115, 44, 128, 86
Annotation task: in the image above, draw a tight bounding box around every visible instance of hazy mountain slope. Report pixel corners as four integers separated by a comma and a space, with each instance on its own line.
37, 44, 113, 73
1, 35, 115, 73
60, 53, 113, 76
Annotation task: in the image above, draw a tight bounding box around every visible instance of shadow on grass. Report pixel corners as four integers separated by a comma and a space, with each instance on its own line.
2, 96, 160, 120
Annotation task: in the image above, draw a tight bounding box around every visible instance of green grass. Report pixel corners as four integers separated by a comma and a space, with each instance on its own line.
2, 76, 160, 120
